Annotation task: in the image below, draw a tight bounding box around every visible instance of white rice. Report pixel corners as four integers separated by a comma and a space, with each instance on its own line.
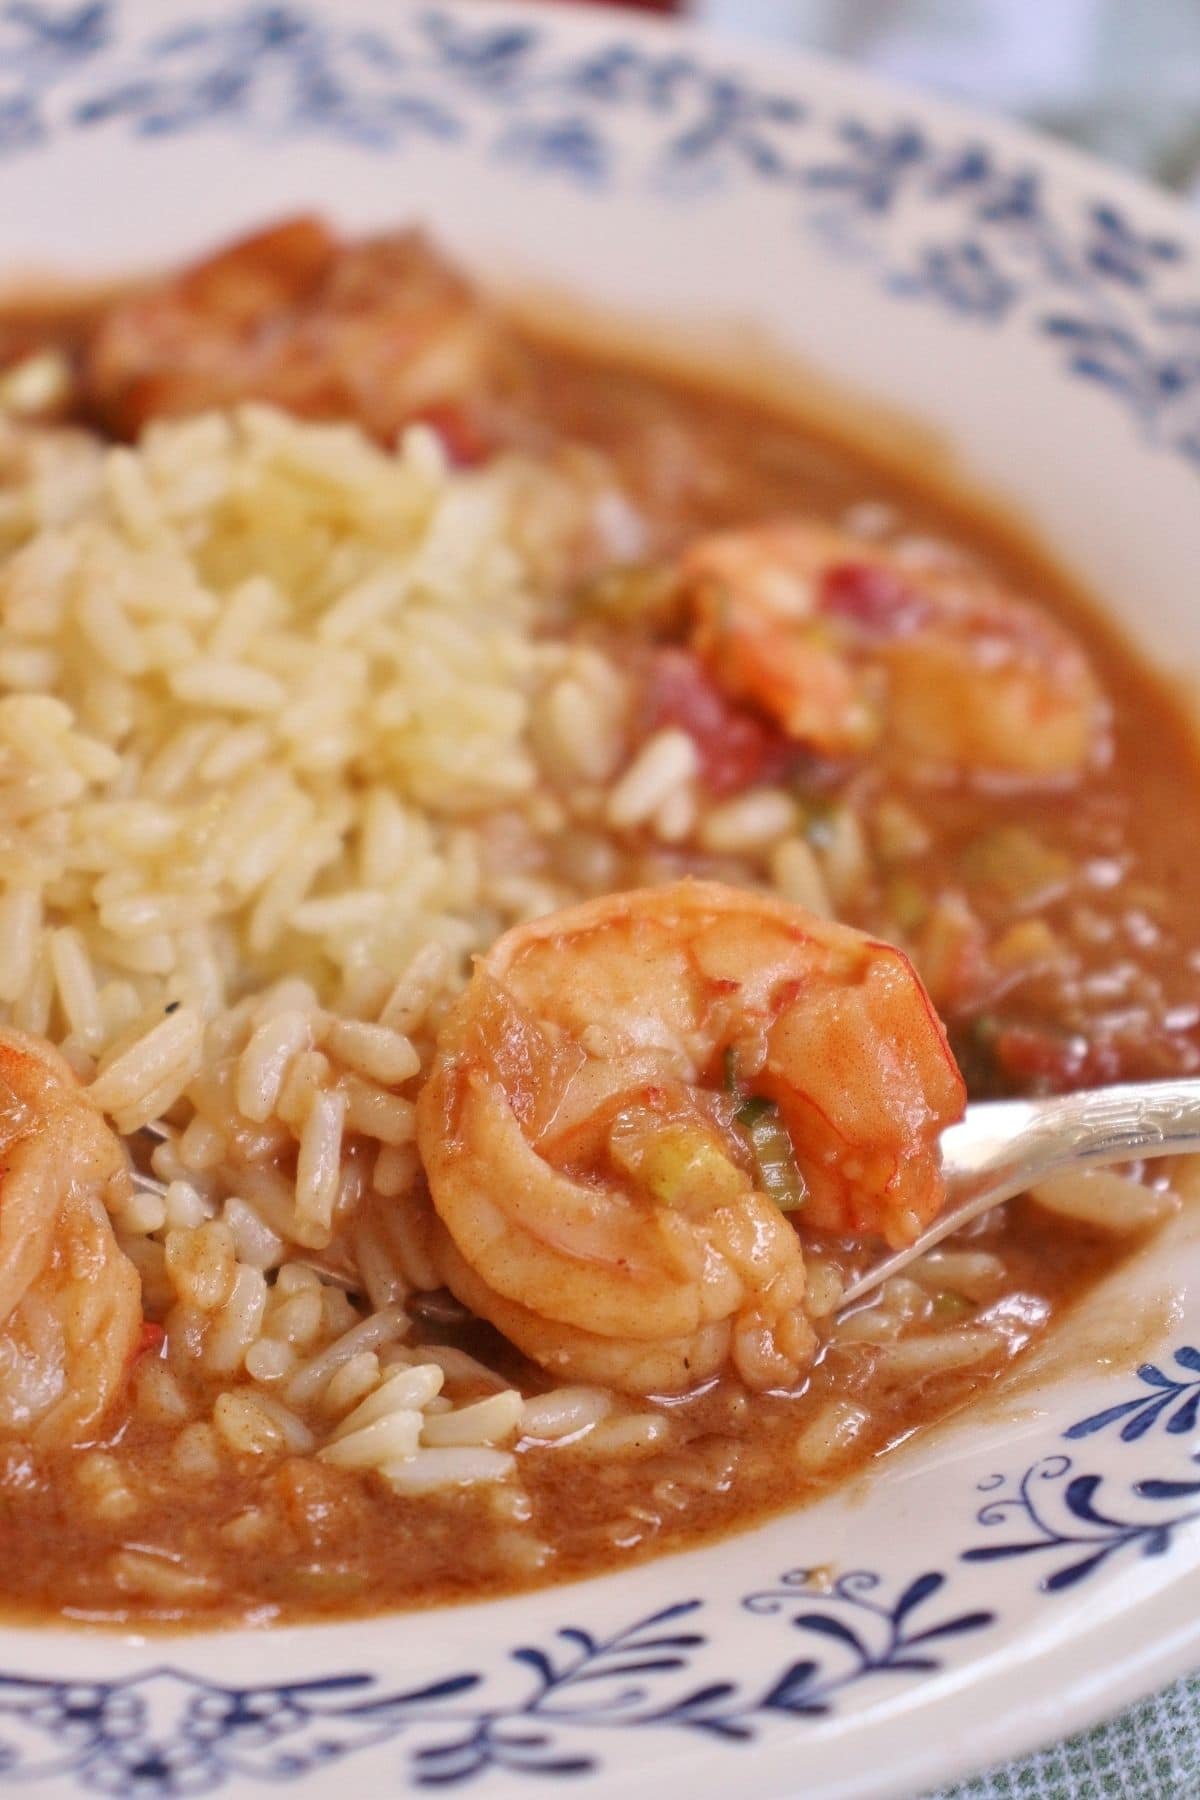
1029, 1168, 1180, 1232
696, 787, 797, 855
794, 1400, 871, 1471
605, 727, 699, 828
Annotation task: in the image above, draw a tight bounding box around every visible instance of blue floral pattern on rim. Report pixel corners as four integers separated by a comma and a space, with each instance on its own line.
965, 1455, 1200, 1593
2, 1349, 1200, 1792
0, 9, 1199, 1790
0, 1584, 993, 1793
0, 1, 1198, 463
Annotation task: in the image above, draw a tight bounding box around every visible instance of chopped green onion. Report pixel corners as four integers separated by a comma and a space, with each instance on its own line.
575, 562, 681, 630
957, 826, 1070, 907
885, 874, 928, 934
799, 798, 838, 850
973, 1012, 999, 1045
930, 1291, 974, 1322
736, 1096, 807, 1212
949, 1013, 1002, 1096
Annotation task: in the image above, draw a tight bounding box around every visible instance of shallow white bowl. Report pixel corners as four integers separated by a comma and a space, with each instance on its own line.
2, 4, 1200, 1797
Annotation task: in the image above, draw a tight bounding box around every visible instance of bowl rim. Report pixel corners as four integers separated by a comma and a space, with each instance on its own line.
1, 7, 1199, 1797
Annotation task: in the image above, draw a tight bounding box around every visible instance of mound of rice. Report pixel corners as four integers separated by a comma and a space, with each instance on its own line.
0, 404, 656, 1497
0, 405, 589, 1050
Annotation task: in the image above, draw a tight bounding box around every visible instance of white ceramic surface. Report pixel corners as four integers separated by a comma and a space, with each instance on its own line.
1, 5, 1200, 1797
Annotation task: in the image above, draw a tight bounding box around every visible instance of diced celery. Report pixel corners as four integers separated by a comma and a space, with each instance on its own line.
576, 562, 680, 629
737, 1097, 807, 1212
885, 874, 928, 934
958, 826, 1070, 906
930, 1291, 974, 1322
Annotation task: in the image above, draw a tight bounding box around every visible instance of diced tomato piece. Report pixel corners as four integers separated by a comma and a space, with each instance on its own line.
132, 1320, 166, 1364
820, 561, 929, 637
641, 648, 795, 798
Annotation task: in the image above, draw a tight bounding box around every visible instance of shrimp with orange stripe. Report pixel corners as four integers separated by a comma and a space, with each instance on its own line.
0, 1027, 141, 1445
682, 520, 1108, 781
417, 880, 965, 1397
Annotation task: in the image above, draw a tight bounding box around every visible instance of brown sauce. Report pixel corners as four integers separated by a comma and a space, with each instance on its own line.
1, 1204, 1138, 1628
0, 226, 1198, 1627
527, 337, 1200, 1092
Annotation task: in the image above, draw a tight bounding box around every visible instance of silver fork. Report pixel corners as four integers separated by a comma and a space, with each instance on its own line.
839, 1076, 1200, 1310
130, 1122, 359, 1292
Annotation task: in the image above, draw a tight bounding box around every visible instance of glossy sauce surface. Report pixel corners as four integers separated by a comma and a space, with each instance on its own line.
0, 252, 1196, 1627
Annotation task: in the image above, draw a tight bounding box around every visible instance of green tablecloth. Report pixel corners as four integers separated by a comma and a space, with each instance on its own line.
930, 1671, 1200, 1798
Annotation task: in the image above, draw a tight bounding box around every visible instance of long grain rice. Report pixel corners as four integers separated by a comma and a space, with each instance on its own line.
203, 1266, 268, 1375
557, 1413, 673, 1458
542, 672, 626, 783
1029, 1168, 1179, 1231
320, 1409, 424, 1469
381, 1447, 516, 1492
605, 727, 698, 828
318, 1017, 420, 1086
698, 788, 797, 855
907, 1249, 1006, 1300
321, 1352, 382, 1417
520, 1386, 614, 1441
109, 1548, 217, 1602
89, 1007, 203, 1117
284, 1304, 409, 1407
331, 1363, 444, 1436
421, 1391, 523, 1448
244, 1338, 297, 1384
221, 1196, 285, 1271
873, 1326, 1008, 1379
164, 1220, 236, 1312
829, 1303, 903, 1346
769, 836, 834, 916
794, 1401, 871, 1471
294, 1087, 346, 1232
236, 1010, 312, 1122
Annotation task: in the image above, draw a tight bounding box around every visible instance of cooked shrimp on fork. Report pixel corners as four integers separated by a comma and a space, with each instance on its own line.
417, 880, 965, 1396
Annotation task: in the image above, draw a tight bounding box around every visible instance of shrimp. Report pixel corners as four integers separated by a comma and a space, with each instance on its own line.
0, 1027, 141, 1445
683, 520, 1107, 780
416, 880, 965, 1396
82, 216, 528, 452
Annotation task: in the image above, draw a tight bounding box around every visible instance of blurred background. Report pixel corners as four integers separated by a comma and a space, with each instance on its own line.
587, 0, 1200, 201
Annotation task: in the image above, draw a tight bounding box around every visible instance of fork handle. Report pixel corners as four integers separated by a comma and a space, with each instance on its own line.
837, 1076, 1200, 1310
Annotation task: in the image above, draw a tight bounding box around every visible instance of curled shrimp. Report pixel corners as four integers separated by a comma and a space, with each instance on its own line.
0, 1027, 141, 1444
416, 880, 965, 1396
83, 216, 526, 452
683, 520, 1107, 780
